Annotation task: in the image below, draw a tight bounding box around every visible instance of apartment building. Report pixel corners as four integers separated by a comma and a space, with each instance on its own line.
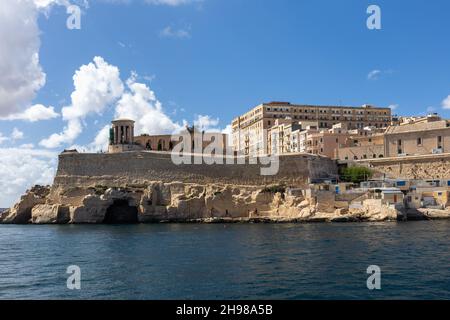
232, 102, 392, 155
384, 115, 450, 157
336, 114, 450, 160
337, 133, 385, 160
301, 124, 351, 158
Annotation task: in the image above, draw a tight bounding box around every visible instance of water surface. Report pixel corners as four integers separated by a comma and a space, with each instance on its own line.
0, 222, 449, 299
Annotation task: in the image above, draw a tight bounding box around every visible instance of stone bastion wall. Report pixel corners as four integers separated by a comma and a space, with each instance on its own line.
53, 151, 338, 188
356, 153, 450, 179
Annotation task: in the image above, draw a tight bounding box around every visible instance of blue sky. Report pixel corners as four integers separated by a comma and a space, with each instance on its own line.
1, 0, 450, 206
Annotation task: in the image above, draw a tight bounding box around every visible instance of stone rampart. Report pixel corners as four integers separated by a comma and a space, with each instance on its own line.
54, 151, 338, 188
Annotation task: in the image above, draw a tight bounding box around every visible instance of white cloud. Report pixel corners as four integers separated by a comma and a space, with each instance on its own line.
367, 70, 381, 80
0, 104, 59, 122
442, 95, 450, 110
11, 128, 24, 141
159, 26, 191, 39
40, 56, 124, 148
367, 69, 393, 81
71, 124, 111, 153
194, 115, 219, 131
0, 133, 8, 145
0, 0, 46, 117
115, 73, 184, 136
0, 147, 57, 208
19, 143, 35, 149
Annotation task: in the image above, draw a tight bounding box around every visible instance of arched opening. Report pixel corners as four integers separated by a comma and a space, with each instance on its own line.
103, 199, 138, 224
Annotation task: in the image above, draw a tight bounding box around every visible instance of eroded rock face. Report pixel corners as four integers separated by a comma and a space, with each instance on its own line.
0, 186, 50, 224
31, 204, 70, 224
3, 182, 449, 224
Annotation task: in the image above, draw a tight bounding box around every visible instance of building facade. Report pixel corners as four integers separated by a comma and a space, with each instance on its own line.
336, 115, 450, 160
384, 115, 450, 157
232, 102, 392, 155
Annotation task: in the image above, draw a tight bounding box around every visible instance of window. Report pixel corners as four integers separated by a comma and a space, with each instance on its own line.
417, 137, 422, 146
398, 139, 402, 146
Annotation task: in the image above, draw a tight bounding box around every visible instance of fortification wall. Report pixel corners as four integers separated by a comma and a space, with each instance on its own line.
54, 151, 338, 188
357, 153, 450, 179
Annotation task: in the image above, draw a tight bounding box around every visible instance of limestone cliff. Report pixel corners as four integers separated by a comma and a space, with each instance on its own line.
1, 181, 431, 224
3, 151, 450, 224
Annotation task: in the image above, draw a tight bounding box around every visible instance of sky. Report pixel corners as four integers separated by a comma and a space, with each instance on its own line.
1, 0, 450, 207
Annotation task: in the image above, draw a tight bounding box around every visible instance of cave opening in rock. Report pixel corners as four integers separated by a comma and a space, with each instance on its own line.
103, 199, 138, 224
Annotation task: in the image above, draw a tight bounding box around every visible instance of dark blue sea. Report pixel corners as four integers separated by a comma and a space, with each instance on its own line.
0, 221, 449, 300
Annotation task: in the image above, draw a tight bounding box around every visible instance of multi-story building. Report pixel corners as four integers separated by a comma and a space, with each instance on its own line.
267, 119, 303, 154
337, 133, 385, 160
301, 124, 351, 158
232, 102, 392, 155
384, 114, 450, 157
336, 114, 450, 160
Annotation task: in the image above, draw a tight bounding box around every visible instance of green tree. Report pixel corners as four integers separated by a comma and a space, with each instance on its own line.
340, 166, 373, 183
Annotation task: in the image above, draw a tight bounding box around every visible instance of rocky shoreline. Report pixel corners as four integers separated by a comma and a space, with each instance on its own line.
1, 183, 450, 225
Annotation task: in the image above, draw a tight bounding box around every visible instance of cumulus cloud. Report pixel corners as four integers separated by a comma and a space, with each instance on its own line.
70, 124, 111, 153
0, 133, 8, 145
442, 95, 450, 110
40, 56, 124, 148
11, 128, 24, 141
0, 0, 46, 117
115, 73, 184, 135
194, 115, 220, 132
0, 147, 57, 208
0, 104, 59, 122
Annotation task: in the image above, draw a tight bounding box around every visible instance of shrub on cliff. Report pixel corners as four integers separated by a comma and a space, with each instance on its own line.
339, 166, 373, 184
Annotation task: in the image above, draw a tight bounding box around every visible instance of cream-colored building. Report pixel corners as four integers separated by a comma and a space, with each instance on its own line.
384, 115, 450, 157
336, 114, 450, 160
301, 124, 351, 158
232, 102, 391, 155
337, 133, 385, 160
